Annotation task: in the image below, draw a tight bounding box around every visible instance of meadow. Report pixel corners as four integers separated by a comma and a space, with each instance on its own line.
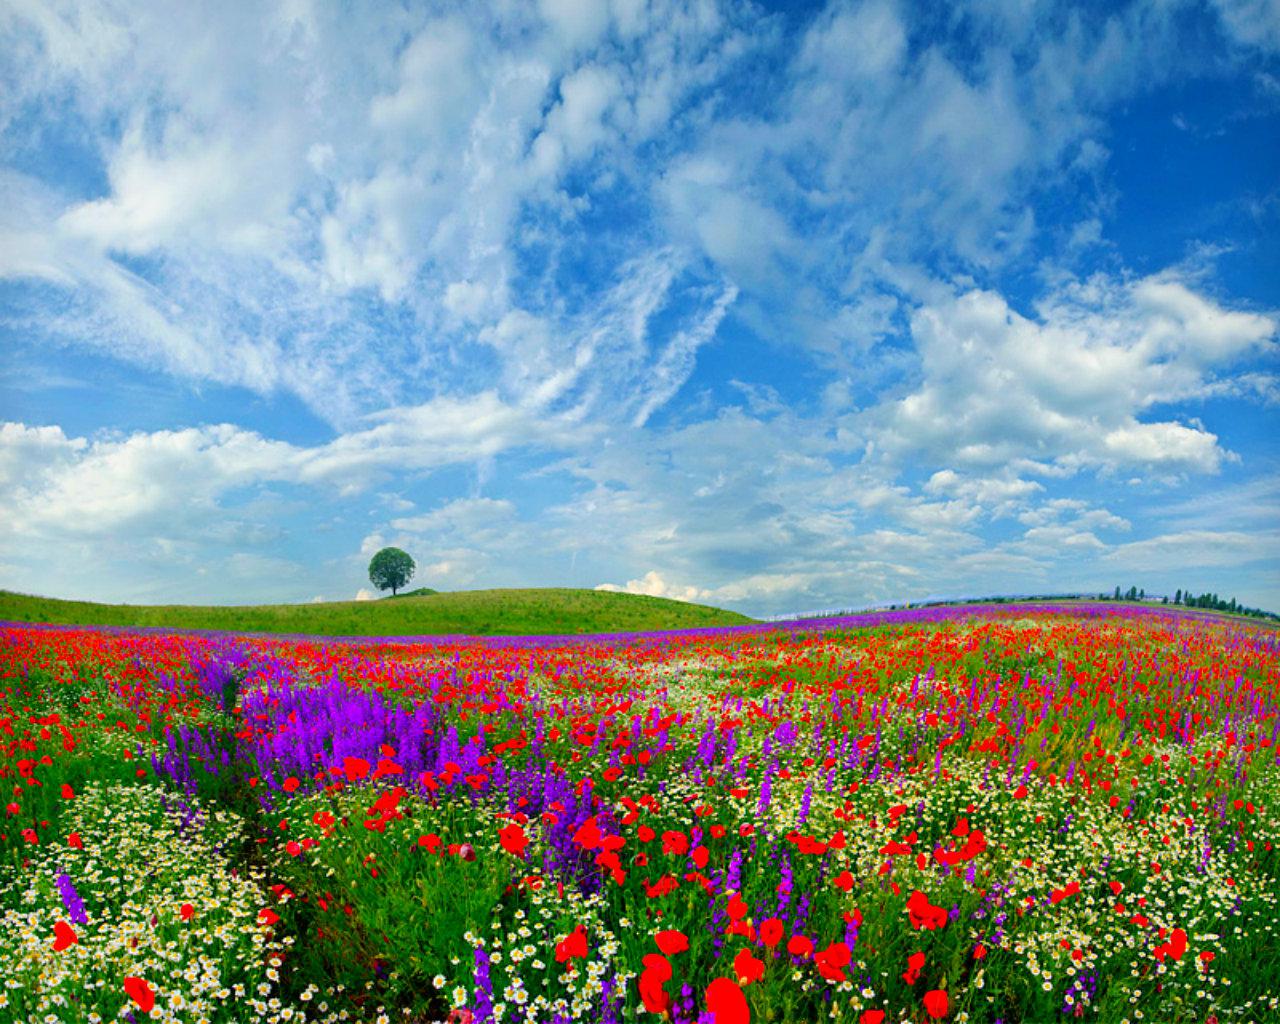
1, 603, 1277, 1024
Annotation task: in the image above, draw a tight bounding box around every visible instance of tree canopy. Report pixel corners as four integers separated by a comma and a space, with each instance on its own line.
368, 547, 415, 596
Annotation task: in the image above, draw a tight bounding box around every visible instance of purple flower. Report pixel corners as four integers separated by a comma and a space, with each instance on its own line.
55, 872, 87, 924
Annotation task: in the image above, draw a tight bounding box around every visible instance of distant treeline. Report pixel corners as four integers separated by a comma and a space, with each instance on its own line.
780, 590, 1278, 624
1098, 585, 1278, 623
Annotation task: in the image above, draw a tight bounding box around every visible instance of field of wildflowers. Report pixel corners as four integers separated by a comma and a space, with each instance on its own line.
2, 603, 1277, 1024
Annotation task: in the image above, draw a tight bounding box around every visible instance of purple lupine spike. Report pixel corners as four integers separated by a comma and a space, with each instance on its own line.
55, 872, 88, 924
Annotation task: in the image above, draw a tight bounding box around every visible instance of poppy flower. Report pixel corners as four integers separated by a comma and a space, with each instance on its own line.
705, 976, 749, 1024
733, 947, 765, 984
815, 941, 851, 982
923, 989, 949, 1019
180, 903, 195, 921
787, 934, 813, 957
258, 908, 281, 926
342, 756, 370, 782
555, 925, 588, 962
499, 822, 528, 858
759, 917, 783, 948
573, 818, 603, 850
906, 889, 948, 930
282, 777, 300, 793
861, 1012, 886, 1024
662, 830, 689, 856
902, 950, 925, 985
655, 929, 689, 956
52, 920, 77, 951
638, 953, 672, 1014
124, 977, 155, 1013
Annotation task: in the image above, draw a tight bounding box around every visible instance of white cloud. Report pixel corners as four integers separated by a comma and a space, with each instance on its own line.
596, 570, 709, 602
870, 272, 1276, 475
0, 0, 745, 428
538, 0, 611, 50
1211, 0, 1280, 53
0, 394, 580, 543
1102, 529, 1280, 570
354, 588, 374, 601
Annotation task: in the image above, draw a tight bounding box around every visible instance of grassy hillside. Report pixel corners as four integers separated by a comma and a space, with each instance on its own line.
0, 588, 756, 638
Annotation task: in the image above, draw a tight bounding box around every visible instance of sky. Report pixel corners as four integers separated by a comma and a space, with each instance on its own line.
0, 0, 1277, 617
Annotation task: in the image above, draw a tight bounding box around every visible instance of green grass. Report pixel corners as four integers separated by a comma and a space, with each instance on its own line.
0, 587, 756, 637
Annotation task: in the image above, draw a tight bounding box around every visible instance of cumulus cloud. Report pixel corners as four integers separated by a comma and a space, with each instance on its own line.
596, 570, 709, 602
870, 272, 1276, 475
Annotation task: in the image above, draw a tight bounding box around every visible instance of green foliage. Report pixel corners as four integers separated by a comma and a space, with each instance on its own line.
368, 547, 416, 596
0, 588, 757, 636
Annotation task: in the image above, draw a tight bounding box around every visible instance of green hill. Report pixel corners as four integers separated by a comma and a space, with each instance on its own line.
0, 587, 756, 638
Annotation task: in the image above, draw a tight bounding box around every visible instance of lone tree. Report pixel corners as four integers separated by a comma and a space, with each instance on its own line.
368, 547, 415, 596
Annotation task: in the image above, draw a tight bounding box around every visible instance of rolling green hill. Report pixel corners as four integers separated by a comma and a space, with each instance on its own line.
0, 588, 756, 638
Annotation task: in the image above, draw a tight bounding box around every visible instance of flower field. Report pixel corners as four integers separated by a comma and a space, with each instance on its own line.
2, 604, 1278, 1024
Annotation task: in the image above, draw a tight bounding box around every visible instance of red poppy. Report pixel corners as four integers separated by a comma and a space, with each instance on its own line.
860, 1012, 886, 1024
655, 929, 689, 956
705, 976, 750, 1024
180, 903, 195, 921
52, 920, 77, 951
60, 784, 75, 800
759, 917, 783, 948
662, 830, 689, 856
787, 934, 813, 957
342, 756, 370, 782
499, 822, 528, 858
638, 953, 672, 1014
815, 941, 851, 982
555, 925, 588, 963
923, 989, 949, 1019
282, 777, 300, 793
573, 818, 603, 850
906, 889, 948, 930
733, 947, 765, 984
124, 977, 155, 1013
258, 908, 281, 926
68, 832, 83, 849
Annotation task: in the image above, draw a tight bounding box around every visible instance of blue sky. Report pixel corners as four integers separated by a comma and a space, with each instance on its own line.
1, 0, 1277, 615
